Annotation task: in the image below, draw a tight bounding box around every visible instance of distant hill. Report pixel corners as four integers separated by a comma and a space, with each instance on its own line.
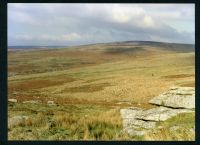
8, 46, 68, 51
8, 41, 195, 53
133, 41, 195, 53
70, 41, 195, 54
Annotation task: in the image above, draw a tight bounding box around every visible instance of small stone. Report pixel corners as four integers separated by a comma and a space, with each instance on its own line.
47, 101, 56, 106
8, 99, 17, 103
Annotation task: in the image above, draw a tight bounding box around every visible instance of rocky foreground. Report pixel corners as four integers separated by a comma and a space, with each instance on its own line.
120, 87, 195, 136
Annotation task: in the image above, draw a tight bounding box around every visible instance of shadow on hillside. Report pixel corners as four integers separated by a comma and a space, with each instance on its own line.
104, 47, 146, 55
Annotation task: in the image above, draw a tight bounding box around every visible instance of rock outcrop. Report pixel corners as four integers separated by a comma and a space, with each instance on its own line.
120, 107, 156, 136
149, 87, 195, 109
120, 87, 195, 136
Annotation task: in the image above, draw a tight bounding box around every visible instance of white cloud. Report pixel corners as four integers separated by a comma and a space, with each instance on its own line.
110, 4, 145, 23
142, 15, 155, 28
62, 33, 81, 41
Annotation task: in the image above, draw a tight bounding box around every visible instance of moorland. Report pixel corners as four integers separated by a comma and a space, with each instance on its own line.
8, 41, 195, 140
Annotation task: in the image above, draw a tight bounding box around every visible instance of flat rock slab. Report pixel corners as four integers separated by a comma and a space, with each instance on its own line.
149, 87, 195, 109
135, 106, 194, 122
120, 106, 194, 136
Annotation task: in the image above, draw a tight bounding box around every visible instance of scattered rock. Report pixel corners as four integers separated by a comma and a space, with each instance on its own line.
8, 99, 17, 103
8, 116, 29, 128
47, 101, 56, 106
149, 87, 195, 109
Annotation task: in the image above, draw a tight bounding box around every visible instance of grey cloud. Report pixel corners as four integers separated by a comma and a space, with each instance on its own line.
8, 4, 195, 46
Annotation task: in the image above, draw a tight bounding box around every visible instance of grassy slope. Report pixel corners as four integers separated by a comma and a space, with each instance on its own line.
8, 42, 195, 140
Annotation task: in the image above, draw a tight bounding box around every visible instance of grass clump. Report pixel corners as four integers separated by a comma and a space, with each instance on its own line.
8, 106, 123, 140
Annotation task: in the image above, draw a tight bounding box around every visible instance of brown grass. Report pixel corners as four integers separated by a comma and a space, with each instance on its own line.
179, 81, 195, 87
144, 127, 195, 141
9, 108, 123, 140
9, 76, 75, 91
163, 74, 194, 79
64, 83, 111, 93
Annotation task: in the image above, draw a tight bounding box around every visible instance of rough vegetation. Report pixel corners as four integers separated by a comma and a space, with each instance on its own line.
8, 41, 195, 140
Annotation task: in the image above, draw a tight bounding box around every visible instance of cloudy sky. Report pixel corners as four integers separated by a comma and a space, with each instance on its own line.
8, 4, 195, 46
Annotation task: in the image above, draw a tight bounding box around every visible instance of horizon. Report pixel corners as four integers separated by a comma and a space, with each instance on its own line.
8, 40, 195, 48
8, 4, 194, 46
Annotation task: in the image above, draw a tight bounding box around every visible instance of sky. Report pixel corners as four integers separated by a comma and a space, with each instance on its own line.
8, 4, 195, 46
